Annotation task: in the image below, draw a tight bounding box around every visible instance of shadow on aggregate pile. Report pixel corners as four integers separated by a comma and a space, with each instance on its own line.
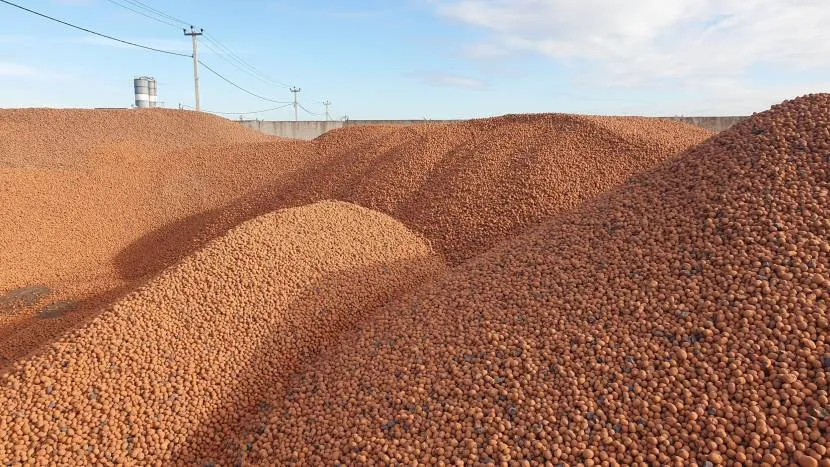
0, 286, 130, 373
162, 257, 438, 465
112, 127, 480, 284
113, 115, 705, 285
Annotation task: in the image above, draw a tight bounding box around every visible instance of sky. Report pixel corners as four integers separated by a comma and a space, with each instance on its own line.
1, 0, 829, 120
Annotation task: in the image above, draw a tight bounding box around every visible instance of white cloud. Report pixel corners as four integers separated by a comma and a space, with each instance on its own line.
436, 0, 830, 106
0, 63, 37, 77
409, 72, 487, 89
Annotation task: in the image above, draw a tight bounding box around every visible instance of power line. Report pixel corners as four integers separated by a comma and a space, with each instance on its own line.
118, 0, 189, 27
105, 0, 293, 93
2, 0, 333, 114
198, 60, 292, 104
0, 0, 191, 57
299, 103, 322, 116
199, 39, 280, 88
103, 0, 179, 28
180, 103, 292, 115
203, 33, 290, 88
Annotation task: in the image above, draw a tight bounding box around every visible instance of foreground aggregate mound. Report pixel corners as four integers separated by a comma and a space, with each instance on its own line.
251, 95, 829, 465
1, 133, 318, 366
0, 201, 445, 465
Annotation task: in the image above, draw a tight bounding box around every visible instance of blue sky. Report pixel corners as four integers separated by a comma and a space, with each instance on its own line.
1, 0, 829, 120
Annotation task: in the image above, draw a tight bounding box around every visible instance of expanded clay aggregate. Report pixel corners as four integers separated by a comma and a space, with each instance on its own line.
0, 201, 445, 465
0, 108, 274, 170
248, 95, 830, 465
0, 110, 709, 367
304, 114, 713, 264
0, 109, 321, 366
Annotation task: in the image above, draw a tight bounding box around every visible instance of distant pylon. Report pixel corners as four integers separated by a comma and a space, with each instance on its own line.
290, 87, 301, 121
322, 100, 331, 121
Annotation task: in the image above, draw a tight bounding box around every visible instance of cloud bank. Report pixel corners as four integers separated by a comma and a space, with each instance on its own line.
436, 0, 830, 112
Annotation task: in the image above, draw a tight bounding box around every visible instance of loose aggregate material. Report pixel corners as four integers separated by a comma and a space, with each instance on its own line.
301, 114, 713, 264
0, 109, 709, 367
0, 109, 321, 365
246, 94, 829, 465
3, 98, 818, 465
0, 201, 445, 465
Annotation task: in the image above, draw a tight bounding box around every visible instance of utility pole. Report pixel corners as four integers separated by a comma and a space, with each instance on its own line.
322, 100, 331, 121
184, 26, 204, 111
290, 87, 301, 122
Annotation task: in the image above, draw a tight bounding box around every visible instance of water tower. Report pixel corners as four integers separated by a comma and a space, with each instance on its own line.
133, 76, 158, 108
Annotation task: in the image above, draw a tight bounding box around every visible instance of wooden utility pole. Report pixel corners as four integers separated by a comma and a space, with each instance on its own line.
184, 26, 204, 111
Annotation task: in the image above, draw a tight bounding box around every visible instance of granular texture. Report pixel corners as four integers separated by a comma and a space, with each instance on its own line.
249, 95, 829, 465
0, 110, 709, 367
157, 114, 711, 277
0, 108, 273, 169
305, 114, 713, 264
0, 201, 445, 465
0, 109, 321, 365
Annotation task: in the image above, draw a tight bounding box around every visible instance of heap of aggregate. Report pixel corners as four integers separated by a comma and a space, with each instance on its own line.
152, 114, 713, 277
0, 111, 709, 372
251, 95, 830, 466
0, 108, 273, 170
0, 201, 446, 465
0, 109, 709, 370
0, 108, 320, 366
300, 114, 713, 264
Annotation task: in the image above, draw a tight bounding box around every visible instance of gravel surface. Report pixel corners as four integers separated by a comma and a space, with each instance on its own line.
0, 110, 707, 369
0, 110, 320, 366
246, 95, 829, 465
0, 201, 444, 465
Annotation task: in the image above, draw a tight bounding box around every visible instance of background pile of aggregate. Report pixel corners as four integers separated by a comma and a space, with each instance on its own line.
0, 201, 444, 465
0, 110, 321, 366
249, 95, 830, 466
0, 111, 709, 368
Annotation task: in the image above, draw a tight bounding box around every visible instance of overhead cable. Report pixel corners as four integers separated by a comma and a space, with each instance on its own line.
181, 103, 292, 115
198, 59, 292, 104
103, 0, 179, 28
0, 0, 191, 57
203, 33, 290, 88
118, 0, 189, 27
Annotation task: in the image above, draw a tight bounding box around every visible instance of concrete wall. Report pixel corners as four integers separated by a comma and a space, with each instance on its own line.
660, 116, 747, 134
240, 120, 344, 140
240, 116, 747, 141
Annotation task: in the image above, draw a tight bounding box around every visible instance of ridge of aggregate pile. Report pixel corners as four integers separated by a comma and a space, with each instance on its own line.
0, 108, 273, 170
247, 95, 830, 465
305, 114, 712, 264
0, 109, 709, 368
151, 113, 711, 280
0, 200, 445, 465
0, 130, 320, 366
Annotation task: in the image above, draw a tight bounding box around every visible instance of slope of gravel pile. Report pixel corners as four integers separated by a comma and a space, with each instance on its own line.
220, 114, 713, 265
0, 108, 272, 170
0, 111, 710, 372
0, 201, 445, 465
250, 95, 830, 466
0, 133, 318, 367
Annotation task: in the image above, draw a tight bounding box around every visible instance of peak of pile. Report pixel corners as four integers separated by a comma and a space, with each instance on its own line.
246, 113, 713, 265
0, 136, 322, 367
0, 110, 710, 372
0, 108, 273, 169
0, 201, 445, 465
250, 95, 829, 465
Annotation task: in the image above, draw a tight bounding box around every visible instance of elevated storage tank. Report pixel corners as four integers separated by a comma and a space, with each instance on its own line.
148, 79, 158, 108
134, 76, 156, 108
